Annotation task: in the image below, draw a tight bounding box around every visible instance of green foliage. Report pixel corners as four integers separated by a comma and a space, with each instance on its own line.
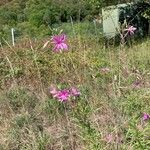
0, 0, 130, 39
2, 0, 148, 40
143, 7, 150, 19
6, 87, 38, 112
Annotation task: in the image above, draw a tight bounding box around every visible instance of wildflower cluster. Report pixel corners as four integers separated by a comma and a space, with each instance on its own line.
48, 33, 81, 102
50, 86, 80, 102
51, 34, 68, 52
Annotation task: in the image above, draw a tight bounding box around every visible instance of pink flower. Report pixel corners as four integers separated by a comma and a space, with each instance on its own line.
132, 81, 142, 89
70, 87, 80, 96
105, 134, 113, 143
56, 89, 70, 102
125, 26, 137, 35
51, 34, 68, 52
143, 113, 150, 121
100, 67, 110, 74
49, 85, 80, 102
50, 87, 70, 102
50, 86, 58, 98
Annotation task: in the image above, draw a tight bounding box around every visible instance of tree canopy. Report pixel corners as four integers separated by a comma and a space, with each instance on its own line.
0, 0, 149, 39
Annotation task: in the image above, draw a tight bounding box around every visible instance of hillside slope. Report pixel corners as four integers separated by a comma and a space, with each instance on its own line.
0, 37, 150, 149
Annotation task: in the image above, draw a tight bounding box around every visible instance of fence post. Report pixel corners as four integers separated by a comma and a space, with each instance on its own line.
11, 28, 15, 46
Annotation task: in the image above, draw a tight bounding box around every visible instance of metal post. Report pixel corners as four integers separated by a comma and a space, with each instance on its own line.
11, 28, 15, 46
148, 20, 150, 36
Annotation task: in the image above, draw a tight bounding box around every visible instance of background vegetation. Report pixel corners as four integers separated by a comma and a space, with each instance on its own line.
0, 0, 142, 40
0, 0, 150, 150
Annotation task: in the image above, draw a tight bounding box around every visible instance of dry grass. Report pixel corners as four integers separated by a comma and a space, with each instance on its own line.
0, 36, 150, 150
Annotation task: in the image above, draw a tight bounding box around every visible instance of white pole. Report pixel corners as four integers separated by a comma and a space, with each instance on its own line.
11, 28, 15, 46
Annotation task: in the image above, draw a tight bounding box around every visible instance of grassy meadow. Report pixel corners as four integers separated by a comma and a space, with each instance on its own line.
0, 23, 150, 150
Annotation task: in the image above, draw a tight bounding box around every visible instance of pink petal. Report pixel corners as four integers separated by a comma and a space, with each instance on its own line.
53, 45, 61, 52
100, 67, 110, 73
50, 86, 59, 98
50, 87, 57, 94
105, 134, 113, 143
70, 87, 80, 96
143, 113, 150, 121
51, 36, 59, 43
124, 26, 136, 35
61, 43, 68, 50
60, 34, 66, 42
56, 89, 70, 102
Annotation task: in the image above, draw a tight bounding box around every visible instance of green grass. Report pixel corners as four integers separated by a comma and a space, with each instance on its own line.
0, 30, 150, 150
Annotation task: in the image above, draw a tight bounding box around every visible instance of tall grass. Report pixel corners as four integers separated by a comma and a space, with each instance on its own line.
0, 23, 150, 149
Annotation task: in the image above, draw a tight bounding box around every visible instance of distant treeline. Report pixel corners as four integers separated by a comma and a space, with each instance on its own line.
0, 0, 149, 39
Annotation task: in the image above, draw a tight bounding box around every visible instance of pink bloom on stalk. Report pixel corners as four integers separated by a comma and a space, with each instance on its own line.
125, 26, 137, 35
143, 113, 150, 121
105, 134, 113, 143
51, 34, 68, 52
132, 81, 142, 89
100, 67, 110, 74
50, 86, 58, 98
56, 89, 70, 102
70, 87, 80, 96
